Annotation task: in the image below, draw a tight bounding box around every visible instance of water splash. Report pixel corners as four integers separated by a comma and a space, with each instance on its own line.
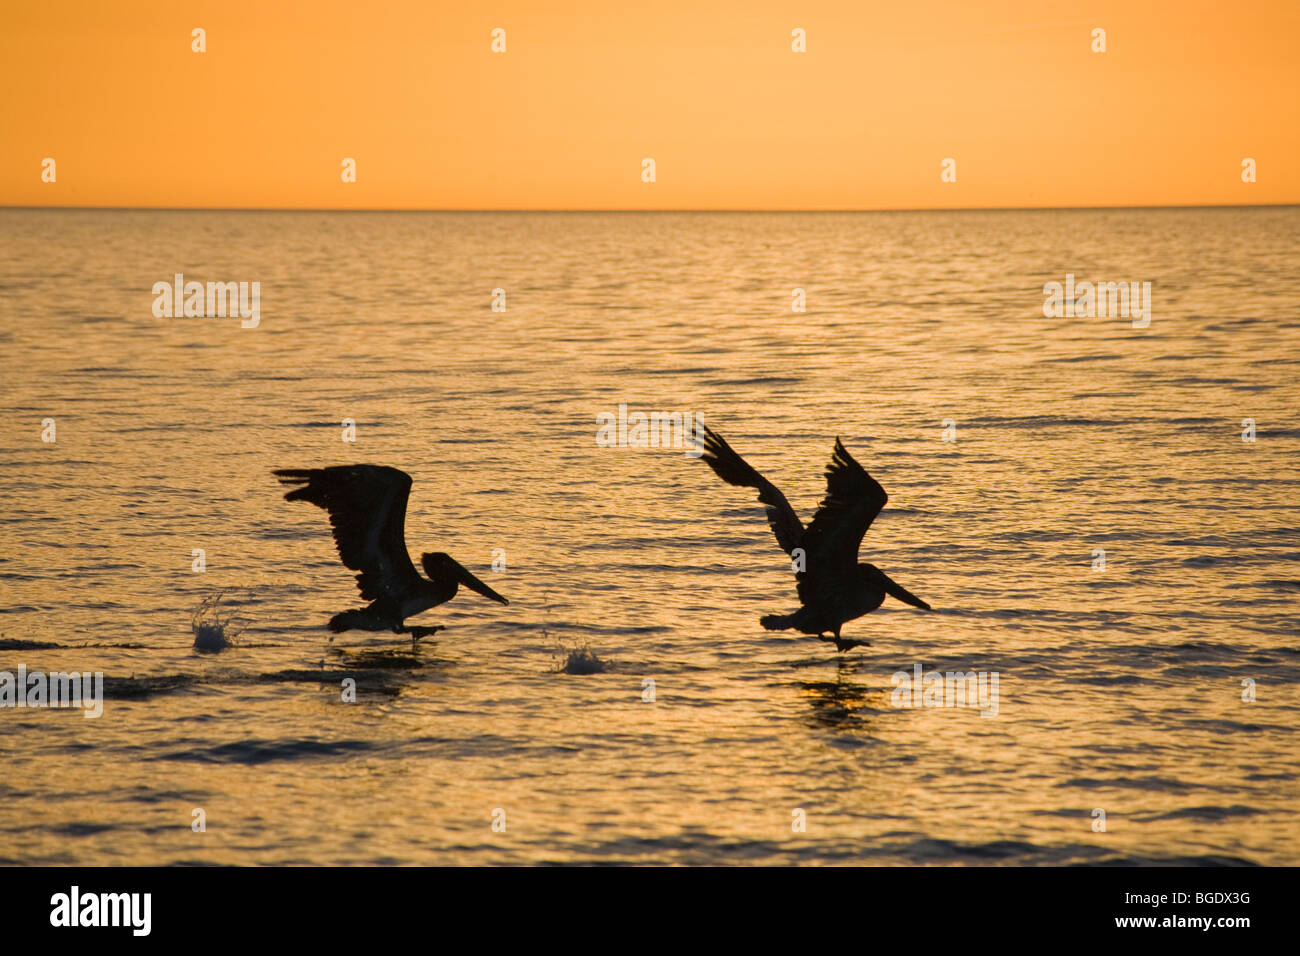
558, 646, 609, 675
191, 592, 243, 653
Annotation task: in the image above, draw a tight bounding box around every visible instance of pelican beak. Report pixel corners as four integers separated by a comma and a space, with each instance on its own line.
458, 565, 509, 605
880, 571, 932, 610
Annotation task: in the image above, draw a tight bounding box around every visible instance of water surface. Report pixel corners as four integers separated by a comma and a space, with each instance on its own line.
1, 208, 1297, 864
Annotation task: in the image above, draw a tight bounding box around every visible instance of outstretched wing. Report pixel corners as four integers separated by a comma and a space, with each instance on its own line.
274, 465, 422, 603
697, 424, 803, 555
796, 439, 888, 605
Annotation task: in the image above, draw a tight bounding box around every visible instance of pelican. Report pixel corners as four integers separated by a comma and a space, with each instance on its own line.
274, 465, 508, 640
697, 425, 931, 651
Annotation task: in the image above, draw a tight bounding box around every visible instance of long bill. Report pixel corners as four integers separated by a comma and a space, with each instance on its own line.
457, 564, 510, 605
880, 571, 932, 611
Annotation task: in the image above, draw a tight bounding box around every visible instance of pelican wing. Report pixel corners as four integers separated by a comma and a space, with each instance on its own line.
796, 439, 887, 604
697, 424, 803, 555
274, 464, 422, 602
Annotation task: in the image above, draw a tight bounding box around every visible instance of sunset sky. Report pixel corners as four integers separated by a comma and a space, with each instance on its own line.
2, 0, 1296, 209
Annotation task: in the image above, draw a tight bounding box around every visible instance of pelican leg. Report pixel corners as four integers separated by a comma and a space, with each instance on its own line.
817, 627, 869, 653
390, 622, 443, 646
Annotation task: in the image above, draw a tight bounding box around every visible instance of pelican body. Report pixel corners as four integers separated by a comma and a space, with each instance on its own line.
274, 465, 507, 639
697, 425, 931, 651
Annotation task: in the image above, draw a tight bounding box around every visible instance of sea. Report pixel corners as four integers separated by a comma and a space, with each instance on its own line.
1, 207, 1297, 864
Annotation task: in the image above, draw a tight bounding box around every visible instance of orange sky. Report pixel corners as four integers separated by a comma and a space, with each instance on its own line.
2, 0, 1296, 209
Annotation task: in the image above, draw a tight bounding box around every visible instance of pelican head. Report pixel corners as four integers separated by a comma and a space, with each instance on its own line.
421, 552, 509, 605
861, 563, 932, 611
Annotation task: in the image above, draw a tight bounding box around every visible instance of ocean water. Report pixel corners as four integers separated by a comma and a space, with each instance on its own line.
0, 207, 1297, 865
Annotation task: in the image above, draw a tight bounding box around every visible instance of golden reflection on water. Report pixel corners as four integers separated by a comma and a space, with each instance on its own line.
1, 208, 1298, 864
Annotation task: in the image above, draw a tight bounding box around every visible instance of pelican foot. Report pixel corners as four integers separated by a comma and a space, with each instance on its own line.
408, 625, 444, 642
818, 635, 870, 653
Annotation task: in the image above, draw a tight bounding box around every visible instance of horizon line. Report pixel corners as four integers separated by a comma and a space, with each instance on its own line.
2, 202, 1295, 214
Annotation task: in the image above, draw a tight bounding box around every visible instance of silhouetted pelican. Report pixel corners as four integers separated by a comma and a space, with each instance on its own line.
698, 425, 931, 651
274, 465, 508, 640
